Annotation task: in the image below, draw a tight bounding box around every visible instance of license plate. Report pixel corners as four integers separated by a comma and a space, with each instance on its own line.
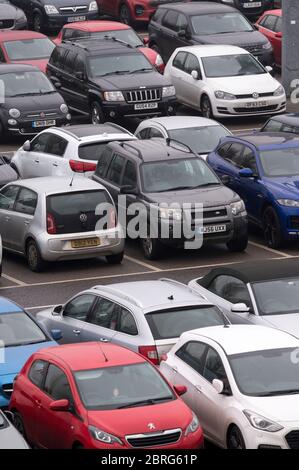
245, 101, 268, 108
134, 103, 158, 110
198, 225, 227, 234
32, 120, 56, 128
243, 2, 262, 7
67, 16, 86, 22
71, 238, 100, 248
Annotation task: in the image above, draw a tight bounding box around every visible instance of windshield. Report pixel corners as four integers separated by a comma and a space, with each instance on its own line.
260, 148, 299, 176
89, 30, 143, 47
4, 38, 55, 61
146, 306, 226, 340
0, 312, 46, 347
88, 53, 152, 77
141, 158, 219, 193
191, 12, 253, 35
168, 126, 229, 154
74, 362, 174, 410
202, 54, 265, 78
0, 71, 55, 97
252, 278, 299, 316
229, 348, 299, 397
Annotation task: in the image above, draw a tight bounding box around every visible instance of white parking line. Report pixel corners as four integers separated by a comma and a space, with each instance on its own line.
248, 241, 292, 258
124, 255, 162, 272
2, 273, 27, 286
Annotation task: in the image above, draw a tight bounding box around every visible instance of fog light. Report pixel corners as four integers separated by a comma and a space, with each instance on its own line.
109, 111, 116, 117
135, 4, 144, 15
168, 106, 173, 113
66, 113, 71, 120
8, 119, 17, 125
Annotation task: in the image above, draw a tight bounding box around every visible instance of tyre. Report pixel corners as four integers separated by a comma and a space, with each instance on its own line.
262, 206, 283, 249
201, 95, 213, 119
119, 4, 132, 25
13, 412, 26, 439
90, 101, 105, 125
33, 12, 43, 32
141, 236, 162, 260
227, 425, 246, 449
227, 233, 248, 252
106, 252, 124, 265
26, 240, 45, 272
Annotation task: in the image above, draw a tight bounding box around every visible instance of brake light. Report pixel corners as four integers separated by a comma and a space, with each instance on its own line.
47, 213, 57, 234
69, 160, 97, 172
138, 345, 159, 365
108, 207, 116, 229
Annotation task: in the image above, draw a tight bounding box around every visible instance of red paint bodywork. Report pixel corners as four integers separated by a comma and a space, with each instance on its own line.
256, 10, 282, 66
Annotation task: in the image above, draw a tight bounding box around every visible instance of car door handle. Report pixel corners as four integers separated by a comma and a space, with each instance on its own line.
99, 337, 108, 342
194, 384, 202, 393
52, 163, 58, 167
4, 216, 10, 222
172, 366, 178, 373
34, 159, 39, 163
73, 329, 81, 335
34, 398, 41, 408
24, 220, 30, 226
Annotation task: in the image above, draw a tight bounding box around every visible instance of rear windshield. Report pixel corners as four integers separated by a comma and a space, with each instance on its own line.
78, 140, 133, 161
46, 190, 111, 234
146, 306, 226, 340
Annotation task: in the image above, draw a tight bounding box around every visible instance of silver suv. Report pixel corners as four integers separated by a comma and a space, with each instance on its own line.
36, 278, 230, 365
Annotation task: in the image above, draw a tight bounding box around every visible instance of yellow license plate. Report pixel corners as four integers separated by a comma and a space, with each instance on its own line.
71, 238, 100, 248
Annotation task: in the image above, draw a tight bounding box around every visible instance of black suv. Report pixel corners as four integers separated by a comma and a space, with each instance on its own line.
216, 1, 276, 19
92, 139, 248, 259
148, 2, 274, 65
47, 39, 177, 124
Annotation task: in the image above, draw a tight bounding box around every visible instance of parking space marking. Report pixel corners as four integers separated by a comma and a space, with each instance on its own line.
2, 273, 27, 286
124, 255, 162, 272
248, 241, 292, 258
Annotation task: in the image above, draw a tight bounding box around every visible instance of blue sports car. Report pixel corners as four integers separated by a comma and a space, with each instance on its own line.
207, 132, 299, 249
0, 297, 61, 408
260, 113, 299, 135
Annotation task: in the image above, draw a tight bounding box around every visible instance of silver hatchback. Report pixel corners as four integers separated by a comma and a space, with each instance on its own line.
0, 177, 124, 271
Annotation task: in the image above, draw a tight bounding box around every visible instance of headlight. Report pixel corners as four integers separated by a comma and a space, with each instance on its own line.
103, 91, 125, 102
262, 42, 272, 50
89, 1, 98, 11
273, 85, 285, 96
60, 104, 68, 114
231, 200, 245, 216
162, 86, 176, 98
159, 207, 182, 221
277, 199, 299, 207
155, 54, 164, 67
9, 108, 20, 118
44, 5, 59, 14
243, 410, 283, 433
185, 413, 200, 436
89, 426, 123, 445
15, 11, 26, 22
214, 90, 236, 100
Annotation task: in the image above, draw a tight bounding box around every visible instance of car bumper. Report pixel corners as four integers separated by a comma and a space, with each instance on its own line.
241, 419, 299, 449
276, 204, 299, 240
6, 115, 70, 135
213, 95, 286, 118
102, 97, 177, 120
0, 374, 16, 408
13, 20, 28, 30
45, 12, 99, 30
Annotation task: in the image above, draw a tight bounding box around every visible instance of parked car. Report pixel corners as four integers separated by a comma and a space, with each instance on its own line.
0, 64, 71, 137
256, 9, 281, 66
35, 278, 242, 365
9, 0, 99, 33
260, 114, 299, 134
135, 116, 232, 159
0, 0, 27, 30
11, 123, 137, 178
92, 139, 248, 259
164, 45, 285, 119
0, 31, 55, 73
47, 39, 176, 124
0, 177, 125, 271
0, 410, 29, 449
0, 154, 18, 187
10, 342, 204, 449
148, 2, 274, 65
217, 0, 275, 19
0, 297, 59, 408
160, 324, 299, 449
207, 132, 299, 248
55, 20, 165, 73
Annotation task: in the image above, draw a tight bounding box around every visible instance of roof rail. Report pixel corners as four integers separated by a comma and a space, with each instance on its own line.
62, 36, 133, 48
159, 278, 207, 300
92, 285, 144, 308
165, 138, 193, 153
61, 40, 89, 50
119, 141, 143, 159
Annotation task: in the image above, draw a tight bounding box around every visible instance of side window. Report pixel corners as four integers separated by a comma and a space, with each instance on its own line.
176, 13, 188, 31
89, 297, 118, 330
30, 132, 52, 153
258, 15, 268, 27
262, 14, 277, 31
176, 341, 207, 374
184, 53, 201, 76
14, 188, 38, 216
274, 16, 282, 32
122, 160, 137, 187
63, 294, 96, 321
217, 143, 232, 158
44, 364, 72, 401
208, 275, 251, 305
0, 185, 19, 210
151, 8, 165, 24
137, 128, 149, 140
49, 46, 65, 68
95, 148, 113, 178
162, 10, 179, 31
62, 28, 76, 40
203, 347, 229, 386
107, 154, 126, 186
74, 54, 86, 75
262, 119, 282, 133
28, 360, 48, 388
0, 47, 5, 62
281, 124, 299, 134
173, 51, 187, 71
46, 134, 68, 157
242, 147, 258, 175
63, 50, 77, 74
224, 143, 245, 167
117, 307, 138, 336
149, 127, 164, 138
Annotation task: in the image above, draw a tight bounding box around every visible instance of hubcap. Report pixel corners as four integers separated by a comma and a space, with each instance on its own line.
34, 16, 41, 31
202, 99, 211, 118
28, 245, 38, 268
92, 106, 100, 124
264, 212, 277, 247
143, 237, 152, 255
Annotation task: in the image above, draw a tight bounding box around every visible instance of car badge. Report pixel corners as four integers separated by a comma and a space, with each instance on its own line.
252, 92, 259, 99
148, 423, 156, 430
40, 112, 45, 118
80, 213, 88, 223
72, 7, 78, 12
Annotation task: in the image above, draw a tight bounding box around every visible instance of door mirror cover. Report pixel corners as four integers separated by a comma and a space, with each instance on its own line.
212, 379, 224, 395
52, 305, 63, 316
49, 399, 70, 412
22, 140, 31, 151
174, 385, 187, 396
231, 303, 250, 313
239, 168, 254, 178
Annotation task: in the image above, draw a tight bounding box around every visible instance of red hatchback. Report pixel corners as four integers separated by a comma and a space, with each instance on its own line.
10, 342, 204, 449
0, 30, 55, 73
55, 20, 164, 73
256, 10, 282, 66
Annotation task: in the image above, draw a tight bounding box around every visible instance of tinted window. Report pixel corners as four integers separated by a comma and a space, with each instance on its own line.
262, 15, 277, 31
122, 160, 137, 187
63, 294, 96, 321
74, 54, 86, 75
44, 364, 72, 401
0, 185, 19, 210
148, 128, 164, 138
275, 16, 282, 32
242, 147, 258, 174
176, 341, 207, 374
217, 143, 232, 158
203, 347, 228, 384
79, 141, 131, 162
209, 275, 251, 305
152, 8, 165, 23
117, 308, 138, 335
14, 188, 37, 216
224, 143, 245, 167
63, 50, 77, 74
49, 46, 65, 67
95, 148, 114, 177
46, 135, 68, 157
31, 132, 52, 153
173, 51, 187, 70
261, 119, 282, 133
162, 10, 179, 30
137, 128, 149, 140
176, 13, 188, 31
29, 360, 47, 388
184, 54, 200, 75
89, 297, 118, 329
108, 154, 126, 185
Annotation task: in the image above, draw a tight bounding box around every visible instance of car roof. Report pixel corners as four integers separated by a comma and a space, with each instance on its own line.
0, 64, 40, 73
266, 113, 299, 126
174, 44, 248, 57
39, 342, 145, 370
183, 325, 299, 356
139, 115, 223, 130
262, 9, 281, 16
159, 1, 236, 14
226, 132, 299, 150
64, 20, 130, 32
0, 296, 22, 314
63, 38, 138, 54
12, 176, 106, 194
53, 123, 133, 140
200, 258, 299, 287
0, 30, 47, 42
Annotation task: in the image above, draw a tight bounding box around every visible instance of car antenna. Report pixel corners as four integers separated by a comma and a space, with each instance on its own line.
69, 172, 76, 187
99, 343, 108, 362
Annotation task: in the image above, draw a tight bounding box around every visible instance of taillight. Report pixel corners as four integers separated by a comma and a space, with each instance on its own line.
108, 207, 116, 229
138, 345, 159, 365
69, 160, 96, 172
47, 213, 57, 234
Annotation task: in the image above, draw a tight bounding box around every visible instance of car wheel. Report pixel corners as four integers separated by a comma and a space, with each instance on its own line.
262, 206, 283, 249
27, 240, 45, 272
226, 233, 248, 252
227, 425, 246, 449
141, 236, 162, 260
33, 12, 43, 32
119, 4, 131, 25
90, 101, 105, 125
201, 95, 213, 119
13, 413, 26, 438
106, 252, 124, 264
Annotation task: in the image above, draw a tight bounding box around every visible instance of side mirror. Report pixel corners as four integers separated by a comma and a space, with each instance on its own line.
50, 329, 62, 341
174, 385, 187, 396
265, 65, 273, 74
178, 29, 186, 38
212, 379, 224, 395
49, 399, 70, 412
52, 305, 63, 316
239, 168, 253, 178
22, 140, 31, 151
191, 70, 199, 80
75, 71, 84, 80
220, 175, 231, 185
143, 36, 149, 45
231, 303, 250, 314
119, 185, 138, 195
275, 32, 282, 39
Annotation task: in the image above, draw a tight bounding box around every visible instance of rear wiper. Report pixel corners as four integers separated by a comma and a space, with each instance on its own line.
118, 396, 172, 409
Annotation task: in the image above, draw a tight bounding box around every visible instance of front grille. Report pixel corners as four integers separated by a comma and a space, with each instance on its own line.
203, 208, 227, 219
286, 431, 299, 449
126, 88, 160, 103
241, 44, 263, 55
60, 5, 87, 12
233, 105, 278, 113
26, 112, 57, 118
290, 216, 299, 230
235, 92, 274, 99
2, 383, 13, 398
126, 429, 181, 448
0, 19, 14, 29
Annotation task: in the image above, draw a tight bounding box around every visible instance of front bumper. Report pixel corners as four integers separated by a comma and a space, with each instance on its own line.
276, 204, 299, 240
242, 419, 299, 449
45, 12, 99, 30
102, 97, 177, 120
212, 94, 286, 118
6, 115, 70, 135
0, 374, 15, 408
13, 19, 28, 30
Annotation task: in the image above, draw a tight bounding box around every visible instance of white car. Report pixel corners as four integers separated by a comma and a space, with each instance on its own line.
135, 116, 232, 159
160, 325, 299, 449
164, 44, 286, 119
11, 123, 136, 178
